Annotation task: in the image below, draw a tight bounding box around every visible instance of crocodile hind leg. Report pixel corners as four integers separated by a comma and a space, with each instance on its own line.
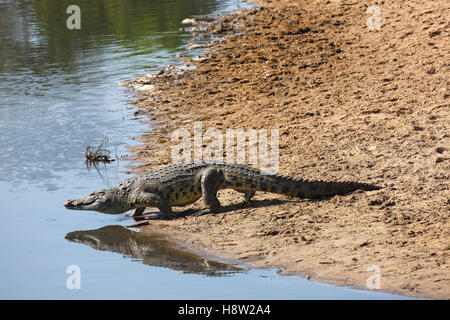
200, 167, 221, 213
243, 190, 255, 203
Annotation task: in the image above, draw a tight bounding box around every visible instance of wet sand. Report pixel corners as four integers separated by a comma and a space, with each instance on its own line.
123, 0, 449, 299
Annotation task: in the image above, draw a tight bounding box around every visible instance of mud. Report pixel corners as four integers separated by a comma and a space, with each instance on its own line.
123, 0, 449, 299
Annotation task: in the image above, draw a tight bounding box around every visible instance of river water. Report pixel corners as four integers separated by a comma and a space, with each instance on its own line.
0, 0, 408, 299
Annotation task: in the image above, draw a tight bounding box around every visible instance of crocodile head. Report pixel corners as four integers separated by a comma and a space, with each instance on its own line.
64, 187, 132, 214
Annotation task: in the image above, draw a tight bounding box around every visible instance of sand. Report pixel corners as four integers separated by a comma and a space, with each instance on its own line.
122, 0, 449, 299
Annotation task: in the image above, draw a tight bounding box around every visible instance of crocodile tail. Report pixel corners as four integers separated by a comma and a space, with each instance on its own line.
259, 174, 380, 199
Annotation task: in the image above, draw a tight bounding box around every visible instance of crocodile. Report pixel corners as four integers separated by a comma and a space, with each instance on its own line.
64, 161, 380, 219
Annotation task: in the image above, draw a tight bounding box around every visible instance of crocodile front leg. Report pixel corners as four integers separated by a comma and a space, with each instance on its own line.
133, 192, 174, 220
132, 207, 145, 217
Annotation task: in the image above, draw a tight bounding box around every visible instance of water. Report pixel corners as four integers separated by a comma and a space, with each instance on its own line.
0, 0, 410, 299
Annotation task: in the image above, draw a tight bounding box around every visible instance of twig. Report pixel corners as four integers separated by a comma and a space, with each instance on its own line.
84, 137, 115, 165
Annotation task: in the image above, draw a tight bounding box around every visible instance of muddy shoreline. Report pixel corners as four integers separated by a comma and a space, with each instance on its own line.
123, 0, 449, 299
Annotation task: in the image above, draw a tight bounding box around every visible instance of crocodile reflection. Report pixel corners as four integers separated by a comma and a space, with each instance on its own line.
65, 225, 242, 276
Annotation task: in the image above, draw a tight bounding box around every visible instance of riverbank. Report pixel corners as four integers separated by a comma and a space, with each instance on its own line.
124, 0, 449, 299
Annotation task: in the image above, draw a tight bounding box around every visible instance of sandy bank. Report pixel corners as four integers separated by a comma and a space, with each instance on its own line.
123, 0, 449, 299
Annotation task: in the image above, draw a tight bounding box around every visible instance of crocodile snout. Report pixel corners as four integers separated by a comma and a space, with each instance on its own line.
64, 200, 75, 208
64, 196, 98, 210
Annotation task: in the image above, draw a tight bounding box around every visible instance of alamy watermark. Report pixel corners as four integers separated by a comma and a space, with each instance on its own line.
66, 5, 81, 30
171, 121, 279, 174
66, 264, 81, 290
366, 265, 381, 289
366, 5, 381, 31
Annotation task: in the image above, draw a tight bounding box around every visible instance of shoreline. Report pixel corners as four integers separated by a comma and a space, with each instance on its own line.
124, 0, 449, 299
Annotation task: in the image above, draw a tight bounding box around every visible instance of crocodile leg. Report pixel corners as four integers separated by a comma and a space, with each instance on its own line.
134, 192, 174, 220
243, 190, 255, 203
201, 167, 221, 213
132, 207, 145, 217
